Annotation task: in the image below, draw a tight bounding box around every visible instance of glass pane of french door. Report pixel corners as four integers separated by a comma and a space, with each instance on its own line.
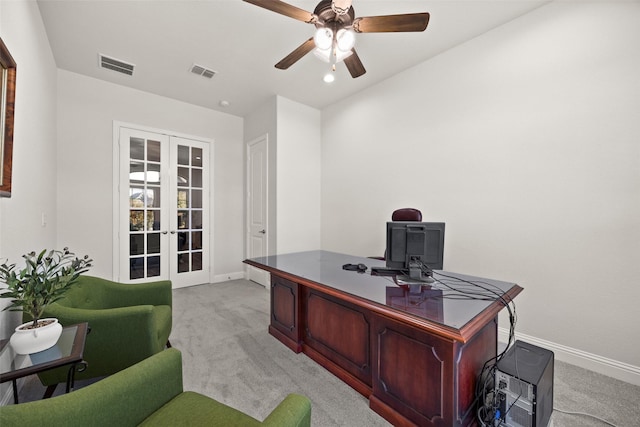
176, 145, 202, 272
122, 130, 169, 281
170, 137, 209, 287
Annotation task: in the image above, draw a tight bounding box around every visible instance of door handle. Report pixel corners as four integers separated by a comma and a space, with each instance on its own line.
162, 231, 168, 235
258, 229, 266, 234
170, 231, 176, 234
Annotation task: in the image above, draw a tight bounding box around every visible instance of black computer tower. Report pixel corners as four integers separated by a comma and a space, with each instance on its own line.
495, 340, 554, 427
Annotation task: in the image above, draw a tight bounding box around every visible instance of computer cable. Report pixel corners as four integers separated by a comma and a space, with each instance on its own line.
430, 271, 518, 362
424, 268, 518, 426
495, 344, 526, 426
384, 262, 520, 426
430, 273, 513, 303
432, 270, 517, 310
552, 407, 619, 427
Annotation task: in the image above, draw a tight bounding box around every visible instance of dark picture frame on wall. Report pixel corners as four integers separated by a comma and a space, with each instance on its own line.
1, 37, 17, 198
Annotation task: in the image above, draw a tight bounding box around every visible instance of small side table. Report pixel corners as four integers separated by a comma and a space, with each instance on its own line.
0, 322, 88, 403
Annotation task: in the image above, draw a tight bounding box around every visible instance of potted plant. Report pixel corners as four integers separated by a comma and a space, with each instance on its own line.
0, 248, 92, 354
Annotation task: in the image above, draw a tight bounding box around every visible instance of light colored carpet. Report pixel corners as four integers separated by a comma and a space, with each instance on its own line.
16, 279, 640, 426
170, 279, 389, 426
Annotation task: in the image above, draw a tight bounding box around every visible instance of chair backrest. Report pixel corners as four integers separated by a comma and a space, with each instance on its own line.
391, 208, 422, 222
55, 276, 110, 309
0, 348, 184, 427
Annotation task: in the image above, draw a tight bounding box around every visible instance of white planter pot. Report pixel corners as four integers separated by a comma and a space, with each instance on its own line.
9, 318, 63, 355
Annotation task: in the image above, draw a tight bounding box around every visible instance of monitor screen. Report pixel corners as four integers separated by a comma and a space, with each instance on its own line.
386, 222, 445, 275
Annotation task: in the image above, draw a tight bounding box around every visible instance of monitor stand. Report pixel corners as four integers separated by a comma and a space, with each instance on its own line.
372, 263, 434, 292
397, 262, 434, 293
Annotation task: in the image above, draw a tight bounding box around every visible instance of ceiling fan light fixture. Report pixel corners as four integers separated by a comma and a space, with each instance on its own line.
331, 0, 352, 16
313, 27, 333, 50
313, 47, 332, 63
313, 46, 352, 64
335, 48, 353, 62
336, 29, 355, 52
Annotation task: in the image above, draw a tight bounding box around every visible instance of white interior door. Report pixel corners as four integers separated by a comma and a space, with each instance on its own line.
118, 128, 169, 283
169, 136, 210, 288
246, 135, 269, 287
117, 127, 210, 288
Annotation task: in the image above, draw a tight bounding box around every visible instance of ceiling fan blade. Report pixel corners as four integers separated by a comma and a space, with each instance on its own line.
344, 49, 366, 78
353, 13, 430, 33
275, 37, 316, 70
243, 0, 316, 23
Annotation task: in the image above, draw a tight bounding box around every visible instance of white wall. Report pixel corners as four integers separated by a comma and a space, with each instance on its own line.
244, 96, 322, 257
56, 70, 244, 280
321, 0, 640, 379
244, 96, 278, 256
276, 97, 321, 253
0, 0, 58, 333
0, 0, 59, 402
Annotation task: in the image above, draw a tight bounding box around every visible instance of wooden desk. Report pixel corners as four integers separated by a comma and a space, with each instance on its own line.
244, 251, 522, 427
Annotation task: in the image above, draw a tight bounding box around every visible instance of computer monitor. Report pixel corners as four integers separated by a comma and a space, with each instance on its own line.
386, 221, 445, 282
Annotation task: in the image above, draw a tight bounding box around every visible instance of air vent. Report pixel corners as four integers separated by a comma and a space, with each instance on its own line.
190, 63, 216, 79
99, 54, 135, 76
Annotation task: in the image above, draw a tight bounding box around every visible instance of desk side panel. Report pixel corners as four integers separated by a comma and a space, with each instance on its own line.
270, 276, 302, 352
302, 288, 372, 388
372, 314, 454, 427
454, 317, 497, 425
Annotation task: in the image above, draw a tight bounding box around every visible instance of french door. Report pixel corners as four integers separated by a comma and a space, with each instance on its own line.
117, 127, 210, 288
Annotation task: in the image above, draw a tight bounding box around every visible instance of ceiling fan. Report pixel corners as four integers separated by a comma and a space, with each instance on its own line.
243, 0, 430, 79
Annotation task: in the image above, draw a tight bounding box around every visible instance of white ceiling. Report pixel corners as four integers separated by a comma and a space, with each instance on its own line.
37, 0, 550, 117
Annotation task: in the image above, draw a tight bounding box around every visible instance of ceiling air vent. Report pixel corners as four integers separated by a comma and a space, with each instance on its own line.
99, 54, 135, 76
190, 63, 216, 79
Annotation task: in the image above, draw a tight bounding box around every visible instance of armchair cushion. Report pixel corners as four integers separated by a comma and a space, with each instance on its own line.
139, 392, 262, 426
140, 392, 312, 427
0, 349, 312, 427
28, 275, 172, 386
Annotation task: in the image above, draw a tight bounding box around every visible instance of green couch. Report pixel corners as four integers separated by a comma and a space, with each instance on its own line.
0, 348, 312, 427
26, 275, 172, 387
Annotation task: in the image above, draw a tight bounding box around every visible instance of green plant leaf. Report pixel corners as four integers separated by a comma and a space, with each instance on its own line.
0, 248, 92, 322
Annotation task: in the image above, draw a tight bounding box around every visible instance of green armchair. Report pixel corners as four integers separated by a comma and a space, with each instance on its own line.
26, 275, 172, 389
0, 348, 312, 426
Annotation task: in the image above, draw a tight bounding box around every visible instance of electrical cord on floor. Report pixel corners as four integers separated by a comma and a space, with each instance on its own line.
553, 407, 620, 427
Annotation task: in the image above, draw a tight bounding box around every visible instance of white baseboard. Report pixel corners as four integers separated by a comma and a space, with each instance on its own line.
212, 271, 246, 283
498, 328, 640, 387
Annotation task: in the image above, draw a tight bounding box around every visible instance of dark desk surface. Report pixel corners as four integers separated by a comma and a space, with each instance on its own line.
246, 250, 522, 336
